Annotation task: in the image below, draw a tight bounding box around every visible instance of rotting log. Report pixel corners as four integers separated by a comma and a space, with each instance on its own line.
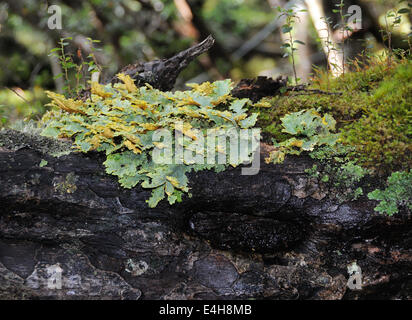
0, 130, 411, 300
0, 35, 410, 300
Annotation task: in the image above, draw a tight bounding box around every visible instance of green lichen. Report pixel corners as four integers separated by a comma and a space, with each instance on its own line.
264, 106, 367, 202
39, 159, 48, 167
40, 76, 258, 207
265, 108, 339, 164
368, 170, 412, 216
305, 164, 320, 178
305, 145, 369, 202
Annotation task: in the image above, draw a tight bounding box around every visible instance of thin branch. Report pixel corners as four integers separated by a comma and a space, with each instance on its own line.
6, 87, 30, 103
287, 85, 342, 96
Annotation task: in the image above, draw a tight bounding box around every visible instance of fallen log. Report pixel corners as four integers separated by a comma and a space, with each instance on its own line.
0, 130, 411, 300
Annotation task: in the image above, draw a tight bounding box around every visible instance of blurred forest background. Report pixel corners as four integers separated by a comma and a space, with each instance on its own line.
0, 0, 411, 126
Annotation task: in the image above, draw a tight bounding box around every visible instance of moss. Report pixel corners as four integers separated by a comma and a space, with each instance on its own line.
256, 57, 412, 172
341, 62, 412, 172
0, 122, 72, 157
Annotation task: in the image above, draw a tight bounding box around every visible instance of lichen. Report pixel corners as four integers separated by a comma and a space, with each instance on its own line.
39, 159, 48, 167
125, 259, 148, 276
368, 170, 412, 216
265, 108, 339, 164
40, 76, 259, 208
304, 145, 369, 203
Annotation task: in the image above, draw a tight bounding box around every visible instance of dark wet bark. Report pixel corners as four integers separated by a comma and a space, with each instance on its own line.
231, 76, 288, 102
0, 130, 411, 300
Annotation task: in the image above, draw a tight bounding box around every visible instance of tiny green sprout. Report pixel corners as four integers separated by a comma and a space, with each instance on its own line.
321, 174, 329, 183
379, 2, 410, 66
277, 5, 306, 84
49, 37, 102, 97
334, 0, 348, 75
305, 164, 320, 178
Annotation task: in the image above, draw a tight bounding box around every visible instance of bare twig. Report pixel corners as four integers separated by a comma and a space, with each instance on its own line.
6, 87, 30, 103
287, 85, 342, 96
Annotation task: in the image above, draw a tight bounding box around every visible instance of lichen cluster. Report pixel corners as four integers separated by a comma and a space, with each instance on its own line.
265, 108, 339, 164
35, 57, 411, 215
368, 170, 412, 216
40, 75, 258, 207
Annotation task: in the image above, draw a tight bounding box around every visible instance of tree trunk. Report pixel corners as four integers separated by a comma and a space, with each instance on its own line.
0, 130, 411, 300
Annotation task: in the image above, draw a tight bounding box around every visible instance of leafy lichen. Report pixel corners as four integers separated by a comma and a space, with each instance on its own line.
39, 159, 48, 167
305, 145, 369, 203
41, 75, 259, 207
53, 172, 78, 194
368, 170, 412, 216
265, 108, 339, 164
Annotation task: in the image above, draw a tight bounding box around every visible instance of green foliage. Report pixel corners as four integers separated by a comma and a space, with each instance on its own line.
256, 57, 412, 172
40, 76, 258, 207
380, 2, 411, 64
305, 164, 321, 178
368, 170, 412, 216
266, 109, 339, 164
49, 37, 102, 97
276, 6, 307, 84
317, 15, 336, 89
203, 0, 273, 38
332, 0, 355, 75
0, 104, 7, 125
309, 143, 354, 163
335, 162, 367, 188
